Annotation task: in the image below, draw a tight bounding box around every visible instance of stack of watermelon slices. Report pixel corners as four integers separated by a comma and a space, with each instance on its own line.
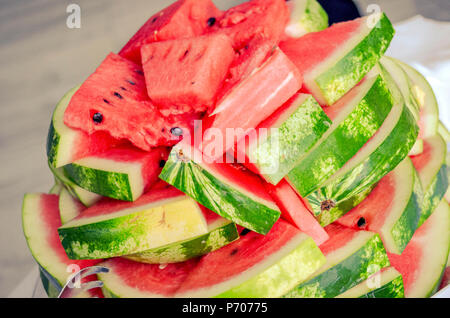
22, 0, 449, 298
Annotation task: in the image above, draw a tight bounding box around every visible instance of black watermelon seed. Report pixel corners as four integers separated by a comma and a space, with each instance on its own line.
120, 86, 127, 91
103, 99, 110, 104
92, 112, 103, 124
152, 17, 158, 23
170, 127, 183, 136
240, 228, 251, 236
127, 80, 136, 85
135, 69, 144, 76
357, 217, 366, 228
230, 248, 239, 256
114, 92, 123, 99
207, 17, 216, 27
159, 160, 166, 168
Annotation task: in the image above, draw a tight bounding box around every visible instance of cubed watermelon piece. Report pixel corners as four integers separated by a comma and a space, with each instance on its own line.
280, 13, 394, 106
63, 53, 190, 151
141, 34, 235, 115
201, 48, 302, 160
119, 0, 222, 64
215, 0, 289, 50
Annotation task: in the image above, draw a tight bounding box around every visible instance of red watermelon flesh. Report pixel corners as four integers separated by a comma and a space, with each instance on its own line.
319, 224, 360, 255
141, 33, 235, 115
63, 53, 184, 151
200, 48, 302, 160
119, 0, 222, 65
101, 257, 198, 297
265, 179, 329, 245
23, 194, 103, 297
215, 0, 289, 50
176, 219, 305, 295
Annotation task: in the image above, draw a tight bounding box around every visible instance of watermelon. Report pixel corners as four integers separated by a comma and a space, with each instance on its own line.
265, 179, 329, 246
58, 188, 211, 259
63, 145, 169, 202
238, 93, 331, 185
63, 53, 189, 151
438, 121, 450, 142
99, 258, 199, 298
49, 183, 62, 195
388, 200, 450, 298
215, 0, 289, 50
280, 13, 394, 106
336, 157, 423, 254
438, 255, 450, 291
160, 141, 281, 235
22, 193, 102, 297
286, 74, 394, 198
59, 187, 85, 224
141, 33, 235, 115
175, 220, 326, 298
49, 164, 102, 207
201, 47, 302, 160
125, 205, 239, 264
410, 135, 448, 226
47, 87, 122, 168
119, 0, 222, 65
336, 267, 404, 298
285, 224, 390, 298
285, 0, 328, 38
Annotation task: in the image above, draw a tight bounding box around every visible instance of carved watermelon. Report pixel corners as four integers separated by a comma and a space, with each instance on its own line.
119, 0, 222, 65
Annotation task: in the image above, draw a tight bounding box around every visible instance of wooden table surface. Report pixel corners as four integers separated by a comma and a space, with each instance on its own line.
0, 0, 448, 297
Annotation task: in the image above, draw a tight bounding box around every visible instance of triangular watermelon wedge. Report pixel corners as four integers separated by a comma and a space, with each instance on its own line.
280, 12, 394, 106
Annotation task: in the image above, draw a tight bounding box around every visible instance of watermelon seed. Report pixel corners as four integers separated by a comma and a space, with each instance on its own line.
191, 81, 196, 85
120, 86, 127, 91
103, 99, 110, 104
135, 69, 144, 76
320, 199, 336, 211
207, 17, 216, 27
159, 160, 166, 168
170, 127, 183, 136
230, 248, 239, 256
127, 80, 136, 85
114, 92, 123, 99
92, 112, 103, 124
357, 217, 366, 228
152, 17, 158, 23
240, 228, 251, 236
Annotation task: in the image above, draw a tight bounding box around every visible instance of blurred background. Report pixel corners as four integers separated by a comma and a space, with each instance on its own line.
0, 0, 449, 297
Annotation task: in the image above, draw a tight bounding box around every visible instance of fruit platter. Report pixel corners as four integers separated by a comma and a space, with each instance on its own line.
21, 0, 449, 298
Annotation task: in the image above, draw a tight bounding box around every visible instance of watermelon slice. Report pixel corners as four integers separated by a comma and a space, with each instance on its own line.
285, 0, 328, 38
238, 93, 331, 185
215, 0, 289, 50
58, 187, 212, 259
280, 13, 394, 106
63, 145, 169, 202
265, 179, 329, 246
438, 256, 450, 291
47, 87, 122, 168
141, 33, 235, 115
22, 193, 102, 297
303, 65, 418, 225
336, 267, 404, 298
49, 164, 102, 207
200, 47, 302, 160
126, 205, 239, 264
99, 258, 199, 298
119, 0, 222, 65
63, 53, 188, 151
175, 220, 326, 298
438, 121, 450, 142
49, 183, 62, 195
286, 74, 394, 198
59, 187, 85, 224
285, 224, 390, 298
388, 200, 450, 298
160, 141, 281, 235
336, 157, 423, 254
411, 135, 448, 226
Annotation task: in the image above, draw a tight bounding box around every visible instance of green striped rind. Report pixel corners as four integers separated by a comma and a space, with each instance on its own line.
215, 236, 325, 298
64, 163, 134, 201
287, 75, 394, 197
248, 94, 331, 185
416, 135, 448, 227
286, 0, 328, 37
39, 266, 61, 298
284, 232, 390, 298
315, 13, 394, 105
46, 87, 79, 168
126, 221, 239, 264
337, 268, 404, 298
49, 163, 101, 207
159, 148, 281, 235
